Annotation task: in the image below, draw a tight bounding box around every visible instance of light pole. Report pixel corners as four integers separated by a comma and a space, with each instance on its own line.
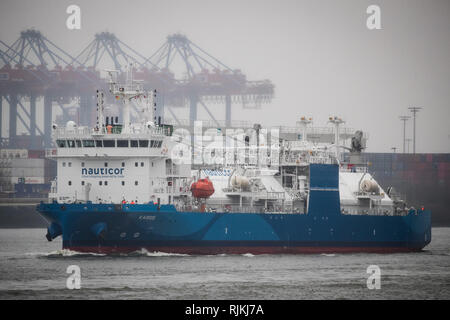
408, 107, 422, 154
399, 116, 410, 154
405, 138, 411, 153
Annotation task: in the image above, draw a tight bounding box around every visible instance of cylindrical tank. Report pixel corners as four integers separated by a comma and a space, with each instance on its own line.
191, 178, 215, 198
231, 175, 250, 190
360, 180, 380, 194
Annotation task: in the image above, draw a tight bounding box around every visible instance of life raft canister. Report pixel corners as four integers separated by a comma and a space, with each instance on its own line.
190, 178, 215, 198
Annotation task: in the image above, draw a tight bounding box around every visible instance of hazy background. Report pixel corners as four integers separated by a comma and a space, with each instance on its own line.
0, 0, 449, 153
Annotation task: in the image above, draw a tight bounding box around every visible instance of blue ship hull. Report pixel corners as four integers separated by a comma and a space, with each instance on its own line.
37, 202, 431, 254
37, 164, 431, 254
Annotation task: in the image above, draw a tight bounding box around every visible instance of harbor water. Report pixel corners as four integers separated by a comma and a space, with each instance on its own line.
0, 227, 449, 300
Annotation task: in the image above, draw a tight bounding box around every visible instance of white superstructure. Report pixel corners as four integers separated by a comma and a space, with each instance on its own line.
47, 67, 191, 205
44, 67, 403, 216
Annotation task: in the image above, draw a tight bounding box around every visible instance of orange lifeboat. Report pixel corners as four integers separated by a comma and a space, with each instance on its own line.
191, 178, 215, 198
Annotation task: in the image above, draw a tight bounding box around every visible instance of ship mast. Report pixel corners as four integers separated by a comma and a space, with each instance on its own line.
328, 116, 345, 161
298, 116, 312, 142
107, 63, 146, 134
96, 90, 105, 131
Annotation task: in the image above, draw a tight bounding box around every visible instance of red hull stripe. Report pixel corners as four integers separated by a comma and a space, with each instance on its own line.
66, 246, 422, 255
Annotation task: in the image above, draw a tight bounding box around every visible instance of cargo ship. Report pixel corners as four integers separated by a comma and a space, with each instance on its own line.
37, 68, 431, 254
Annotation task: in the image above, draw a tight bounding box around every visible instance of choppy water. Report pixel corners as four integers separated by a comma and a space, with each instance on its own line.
0, 228, 449, 300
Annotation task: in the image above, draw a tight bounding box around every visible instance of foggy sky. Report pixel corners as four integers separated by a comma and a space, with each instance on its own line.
0, 0, 449, 153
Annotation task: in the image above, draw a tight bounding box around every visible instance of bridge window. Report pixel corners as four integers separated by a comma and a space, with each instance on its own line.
139, 140, 149, 147
117, 140, 129, 148
95, 140, 103, 147
130, 140, 138, 147
67, 140, 76, 148
82, 140, 95, 148
103, 140, 115, 147
76, 140, 82, 147
57, 140, 67, 148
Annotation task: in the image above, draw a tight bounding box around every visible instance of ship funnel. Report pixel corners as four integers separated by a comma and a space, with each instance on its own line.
45, 222, 62, 241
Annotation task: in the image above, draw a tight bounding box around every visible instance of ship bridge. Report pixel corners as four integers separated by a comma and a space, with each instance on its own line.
46, 124, 170, 159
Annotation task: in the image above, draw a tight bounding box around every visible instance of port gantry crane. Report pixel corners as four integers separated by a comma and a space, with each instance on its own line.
0, 30, 274, 149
